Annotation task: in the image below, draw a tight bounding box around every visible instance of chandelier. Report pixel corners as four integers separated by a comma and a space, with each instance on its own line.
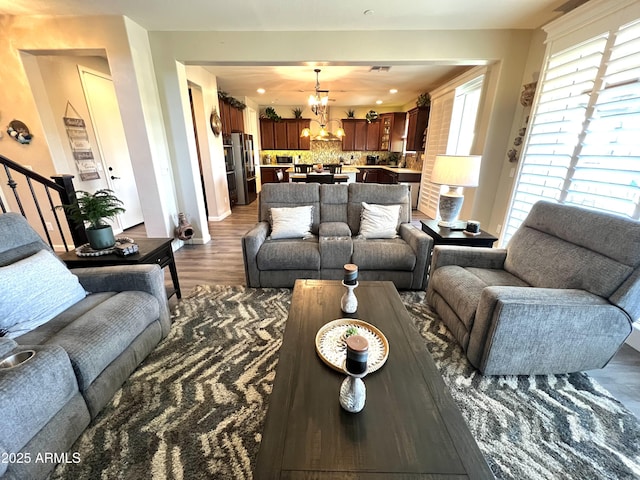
301, 68, 345, 141
308, 69, 329, 124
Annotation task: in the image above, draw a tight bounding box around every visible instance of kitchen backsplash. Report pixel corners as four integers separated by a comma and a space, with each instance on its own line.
261, 141, 423, 170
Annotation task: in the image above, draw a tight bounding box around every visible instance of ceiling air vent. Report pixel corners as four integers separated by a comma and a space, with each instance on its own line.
370, 66, 391, 72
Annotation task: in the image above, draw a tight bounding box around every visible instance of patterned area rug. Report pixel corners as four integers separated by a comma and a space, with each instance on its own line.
51, 285, 640, 480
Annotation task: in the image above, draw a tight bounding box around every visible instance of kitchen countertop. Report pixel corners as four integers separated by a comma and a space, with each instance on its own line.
260, 164, 421, 174
356, 165, 422, 174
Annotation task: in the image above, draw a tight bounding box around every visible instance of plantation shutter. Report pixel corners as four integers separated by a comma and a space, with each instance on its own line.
419, 91, 455, 218
504, 4, 640, 244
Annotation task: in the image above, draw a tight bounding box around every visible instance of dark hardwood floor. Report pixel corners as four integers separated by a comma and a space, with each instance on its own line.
125, 199, 640, 419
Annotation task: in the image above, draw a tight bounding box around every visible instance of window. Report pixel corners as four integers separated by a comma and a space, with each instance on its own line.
419, 71, 485, 218
504, 4, 640, 244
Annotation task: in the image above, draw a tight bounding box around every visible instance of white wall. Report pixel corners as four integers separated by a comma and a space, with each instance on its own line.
1, 15, 179, 241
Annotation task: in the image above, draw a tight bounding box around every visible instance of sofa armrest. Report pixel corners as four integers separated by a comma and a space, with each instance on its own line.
242, 221, 270, 287
468, 286, 633, 375
72, 264, 171, 337
399, 223, 433, 290
431, 245, 507, 271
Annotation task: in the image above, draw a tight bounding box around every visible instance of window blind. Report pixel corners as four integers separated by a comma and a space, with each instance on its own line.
419, 91, 454, 218
504, 14, 640, 243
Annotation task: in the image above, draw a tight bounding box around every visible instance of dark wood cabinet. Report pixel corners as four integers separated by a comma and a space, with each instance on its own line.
379, 112, 406, 152
406, 107, 430, 152
260, 120, 275, 150
354, 120, 367, 151
219, 99, 245, 135
259, 119, 311, 150
341, 119, 357, 151
366, 120, 381, 151
341, 119, 383, 151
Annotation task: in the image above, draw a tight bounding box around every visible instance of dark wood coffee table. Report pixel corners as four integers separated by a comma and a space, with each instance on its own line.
254, 279, 494, 479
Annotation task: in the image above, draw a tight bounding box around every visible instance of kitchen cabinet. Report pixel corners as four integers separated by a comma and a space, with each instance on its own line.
406, 107, 430, 152
259, 119, 310, 150
357, 166, 421, 184
219, 99, 245, 135
260, 120, 275, 150
274, 121, 287, 149
379, 112, 406, 152
366, 120, 381, 151
341, 119, 381, 151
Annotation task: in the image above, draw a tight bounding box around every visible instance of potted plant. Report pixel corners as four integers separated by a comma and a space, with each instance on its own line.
345, 109, 355, 118
58, 189, 126, 250
292, 107, 303, 119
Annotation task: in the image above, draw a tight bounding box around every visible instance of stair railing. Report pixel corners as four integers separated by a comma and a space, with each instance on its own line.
0, 154, 88, 250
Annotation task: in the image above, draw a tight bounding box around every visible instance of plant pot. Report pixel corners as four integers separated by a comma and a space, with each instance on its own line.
87, 225, 116, 250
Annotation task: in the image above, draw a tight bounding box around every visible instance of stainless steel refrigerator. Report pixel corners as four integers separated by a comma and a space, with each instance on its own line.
231, 132, 257, 205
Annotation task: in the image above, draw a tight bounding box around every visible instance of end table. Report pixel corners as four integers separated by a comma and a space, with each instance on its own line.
58, 237, 181, 299
420, 219, 498, 248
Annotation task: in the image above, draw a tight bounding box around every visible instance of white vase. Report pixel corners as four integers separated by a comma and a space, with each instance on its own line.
339, 375, 366, 413
341, 281, 358, 314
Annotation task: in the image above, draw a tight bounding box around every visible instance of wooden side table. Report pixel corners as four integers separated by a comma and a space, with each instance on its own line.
420, 219, 498, 248
58, 237, 181, 299
420, 220, 498, 278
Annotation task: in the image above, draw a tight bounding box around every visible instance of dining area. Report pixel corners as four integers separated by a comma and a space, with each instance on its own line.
287, 164, 350, 184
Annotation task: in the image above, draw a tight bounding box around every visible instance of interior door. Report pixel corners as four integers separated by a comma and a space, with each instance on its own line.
79, 67, 143, 230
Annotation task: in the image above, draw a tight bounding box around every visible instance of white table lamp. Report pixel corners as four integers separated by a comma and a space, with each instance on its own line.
430, 155, 481, 227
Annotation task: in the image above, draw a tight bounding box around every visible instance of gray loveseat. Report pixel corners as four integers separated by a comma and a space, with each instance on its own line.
0, 212, 170, 480
427, 201, 639, 375
242, 183, 433, 289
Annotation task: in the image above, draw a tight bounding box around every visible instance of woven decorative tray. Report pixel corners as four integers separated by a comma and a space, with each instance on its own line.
315, 319, 389, 374
75, 237, 135, 257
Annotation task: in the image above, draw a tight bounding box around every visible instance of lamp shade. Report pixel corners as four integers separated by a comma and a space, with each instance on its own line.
430, 155, 481, 187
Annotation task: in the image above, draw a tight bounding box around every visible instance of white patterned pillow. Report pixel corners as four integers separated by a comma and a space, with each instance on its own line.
0, 250, 87, 338
358, 202, 402, 239
270, 206, 314, 239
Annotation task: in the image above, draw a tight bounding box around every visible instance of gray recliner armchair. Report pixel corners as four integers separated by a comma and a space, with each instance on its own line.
426, 201, 639, 375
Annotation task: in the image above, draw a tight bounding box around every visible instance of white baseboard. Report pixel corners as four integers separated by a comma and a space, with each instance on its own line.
208, 210, 231, 222
626, 323, 640, 352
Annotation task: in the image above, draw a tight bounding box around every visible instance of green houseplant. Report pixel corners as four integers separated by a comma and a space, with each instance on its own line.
292, 107, 303, 119
58, 189, 125, 250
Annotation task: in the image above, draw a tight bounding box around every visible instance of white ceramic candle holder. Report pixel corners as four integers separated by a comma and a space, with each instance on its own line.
341, 280, 358, 314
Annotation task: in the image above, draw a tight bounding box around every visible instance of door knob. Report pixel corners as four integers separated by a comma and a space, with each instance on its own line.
111, 175, 121, 180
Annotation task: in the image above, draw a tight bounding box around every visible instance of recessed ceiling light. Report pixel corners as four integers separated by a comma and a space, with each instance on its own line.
389, 89, 398, 94
376, 100, 383, 105
363, 9, 374, 16
257, 88, 266, 94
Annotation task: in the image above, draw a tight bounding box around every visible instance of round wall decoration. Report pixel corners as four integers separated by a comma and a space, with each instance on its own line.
7, 120, 33, 144
365, 110, 378, 123
210, 109, 222, 137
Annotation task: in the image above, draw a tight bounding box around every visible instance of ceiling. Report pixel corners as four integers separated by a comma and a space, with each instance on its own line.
0, 0, 585, 108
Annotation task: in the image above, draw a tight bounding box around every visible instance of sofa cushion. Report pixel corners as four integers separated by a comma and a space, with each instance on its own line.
352, 238, 416, 271
320, 184, 349, 224
44, 291, 159, 391
505, 226, 633, 298
358, 202, 401, 239
260, 183, 321, 234
269, 205, 313, 239
0, 250, 86, 337
430, 265, 529, 328
347, 183, 411, 234
257, 237, 320, 271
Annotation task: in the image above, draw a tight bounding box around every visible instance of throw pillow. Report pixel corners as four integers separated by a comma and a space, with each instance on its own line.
358, 202, 402, 239
0, 249, 87, 338
270, 205, 314, 240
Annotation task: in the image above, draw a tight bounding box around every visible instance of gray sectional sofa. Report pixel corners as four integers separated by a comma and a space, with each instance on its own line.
0, 212, 170, 480
242, 183, 433, 289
